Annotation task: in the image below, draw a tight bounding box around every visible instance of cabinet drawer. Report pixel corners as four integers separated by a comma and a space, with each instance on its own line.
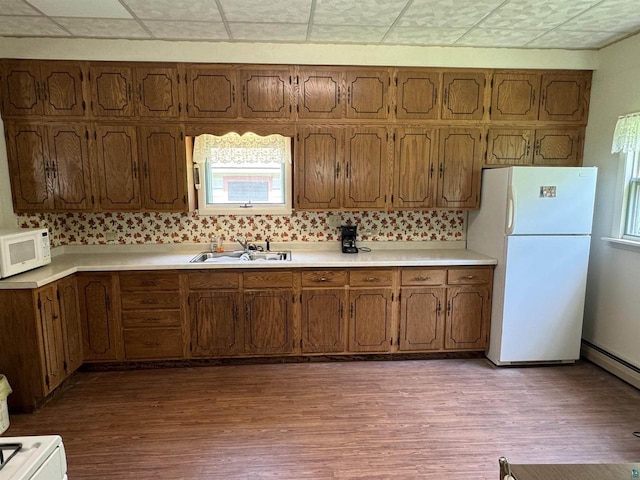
122, 310, 182, 328
121, 292, 181, 310
188, 271, 240, 290
301, 270, 348, 287
447, 268, 492, 285
401, 269, 447, 286
349, 270, 394, 287
119, 272, 179, 291
123, 328, 183, 359
244, 271, 293, 289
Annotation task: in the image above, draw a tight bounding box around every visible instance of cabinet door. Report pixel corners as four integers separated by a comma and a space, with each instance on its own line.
399, 288, 445, 351
344, 127, 388, 209
533, 129, 582, 166
393, 128, 437, 208
77, 274, 120, 361
40, 62, 86, 117
441, 72, 486, 120
244, 289, 295, 354
437, 128, 483, 208
57, 276, 84, 375
95, 125, 141, 210
190, 291, 242, 357
186, 67, 237, 118
1, 62, 42, 116
5, 123, 54, 211
301, 289, 346, 353
48, 124, 93, 210
396, 69, 440, 120
240, 69, 292, 118
490, 73, 540, 121
444, 286, 490, 350
89, 65, 135, 117
539, 73, 590, 123
297, 68, 344, 119
296, 127, 344, 209
486, 128, 534, 166
348, 289, 393, 353
135, 66, 180, 118
138, 125, 186, 211
37, 284, 65, 393
345, 69, 389, 119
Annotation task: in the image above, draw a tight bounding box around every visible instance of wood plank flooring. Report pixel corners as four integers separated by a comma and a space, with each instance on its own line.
4, 359, 640, 479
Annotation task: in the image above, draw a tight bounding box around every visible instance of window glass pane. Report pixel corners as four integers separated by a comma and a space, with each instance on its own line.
624, 150, 640, 238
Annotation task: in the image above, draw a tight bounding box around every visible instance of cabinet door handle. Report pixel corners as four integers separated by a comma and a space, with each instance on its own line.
234, 305, 239, 322
41, 83, 48, 101
44, 159, 50, 177
127, 83, 132, 101
339, 302, 343, 318
143, 162, 149, 178
337, 86, 341, 103
142, 299, 159, 304
232, 85, 235, 103
443, 87, 449, 106
36, 81, 42, 101
433, 88, 437, 106
526, 140, 531, 156
439, 164, 444, 178
141, 281, 157, 286
346, 162, 350, 178
447, 300, 451, 315
364, 277, 379, 282
143, 342, 160, 347
336, 163, 340, 178
316, 277, 328, 282
531, 90, 535, 105
51, 161, 57, 179
347, 85, 351, 103
132, 162, 138, 178
413, 275, 432, 281
242, 84, 246, 103
465, 275, 476, 280
436, 300, 441, 315
137, 84, 143, 101
430, 164, 434, 178
535, 139, 541, 156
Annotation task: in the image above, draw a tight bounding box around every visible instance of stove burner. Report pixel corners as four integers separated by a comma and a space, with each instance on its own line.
0, 443, 22, 471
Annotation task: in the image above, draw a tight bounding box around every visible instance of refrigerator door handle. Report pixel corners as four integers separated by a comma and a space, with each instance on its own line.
506, 185, 516, 234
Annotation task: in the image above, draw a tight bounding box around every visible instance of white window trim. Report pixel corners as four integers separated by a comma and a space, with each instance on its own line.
603, 150, 640, 248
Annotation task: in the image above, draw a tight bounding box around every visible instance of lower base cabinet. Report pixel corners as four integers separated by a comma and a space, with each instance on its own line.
190, 291, 243, 357
300, 289, 346, 353
399, 287, 446, 351
348, 289, 394, 352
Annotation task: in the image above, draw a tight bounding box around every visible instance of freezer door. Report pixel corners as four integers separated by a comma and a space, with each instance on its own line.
496, 235, 591, 363
508, 167, 597, 235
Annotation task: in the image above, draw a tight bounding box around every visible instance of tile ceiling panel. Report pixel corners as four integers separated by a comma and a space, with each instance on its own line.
0, 0, 638, 49
124, 0, 222, 22
220, 0, 312, 24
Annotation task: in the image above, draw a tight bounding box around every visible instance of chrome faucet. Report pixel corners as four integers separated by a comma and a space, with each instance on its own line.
236, 236, 249, 252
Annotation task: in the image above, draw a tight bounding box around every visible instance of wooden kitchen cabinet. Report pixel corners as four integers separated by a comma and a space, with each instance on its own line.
392, 127, 437, 208
89, 64, 135, 117
486, 128, 533, 166
437, 128, 483, 208
533, 128, 582, 166
77, 273, 121, 362
297, 68, 344, 119
1, 60, 86, 117
138, 125, 188, 211
399, 287, 446, 351
185, 66, 237, 118
57, 276, 84, 376
539, 73, 590, 123
239, 67, 293, 119
190, 291, 243, 357
5, 122, 93, 212
94, 125, 141, 210
135, 65, 181, 118
441, 71, 487, 120
490, 72, 540, 121
344, 126, 389, 209
395, 69, 440, 120
345, 69, 390, 120
36, 284, 66, 394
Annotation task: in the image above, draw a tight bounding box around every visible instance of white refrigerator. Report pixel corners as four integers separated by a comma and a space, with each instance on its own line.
467, 166, 597, 365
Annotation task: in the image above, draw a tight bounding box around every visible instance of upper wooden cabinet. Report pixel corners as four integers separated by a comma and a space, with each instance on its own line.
490, 72, 540, 121
345, 69, 390, 119
392, 127, 437, 208
395, 69, 440, 120
135, 66, 181, 118
239, 67, 293, 119
185, 66, 237, 118
344, 126, 389, 209
297, 68, 344, 119
539, 73, 590, 123
441, 71, 487, 121
436, 128, 483, 208
89, 64, 135, 117
1, 60, 86, 117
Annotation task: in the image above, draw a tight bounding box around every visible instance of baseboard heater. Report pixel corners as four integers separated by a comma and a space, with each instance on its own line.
581, 340, 640, 390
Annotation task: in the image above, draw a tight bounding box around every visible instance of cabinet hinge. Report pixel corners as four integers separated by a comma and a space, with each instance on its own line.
490, 78, 493, 88
184, 74, 187, 83
106, 293, 110, 311
299, 296, 302, 304
82, 100, 86, 111
177, 74, 180, 84
88, 71, 91, 81
79, 70, 84, 81
296, 194, 300, 204
178, 103, 182, 113
189, 341, 193, 352
398, 292, 401, 301
488, 106, 491, 115
296, 104, 299, 112
187, 296, 191, 306
300, 339, 303, 348
296, 133, 300, 142
180, 132, 184, 141
391, 293, 394, 301
296, 75, 299, 84
90, 100, 94, 111
91, 195, 95, 205
289, 76, 292, 85
391, 194, 394, 203
85, 130, 89, 140
183, 195, 187, 204
56, 288, 60, 301
394, 105, 397, 115
45, 375, 50, 388
63, 360, 68, 372
292, 294, 295, 303
388, 77, 391, 86
394, 77, 398, 86
37, 298, 42, 310
94, 131, 97, 140
289, 105, 292, 113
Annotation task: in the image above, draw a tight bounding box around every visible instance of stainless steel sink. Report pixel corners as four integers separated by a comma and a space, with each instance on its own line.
190, 250, 291, 263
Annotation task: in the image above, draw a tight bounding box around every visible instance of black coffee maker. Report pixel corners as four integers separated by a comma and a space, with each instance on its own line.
341, 225, 358, 253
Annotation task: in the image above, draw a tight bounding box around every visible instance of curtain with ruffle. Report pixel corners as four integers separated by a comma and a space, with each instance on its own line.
612, 112, 640, 153
192, 132, 289, 164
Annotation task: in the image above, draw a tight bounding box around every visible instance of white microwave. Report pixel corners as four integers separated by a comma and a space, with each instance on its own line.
0, 228, 51, 279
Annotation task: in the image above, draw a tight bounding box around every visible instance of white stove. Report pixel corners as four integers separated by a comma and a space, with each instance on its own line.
0, 436, 67, 480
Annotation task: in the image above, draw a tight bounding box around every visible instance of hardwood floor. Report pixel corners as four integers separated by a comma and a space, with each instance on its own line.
5, 359, 640, 479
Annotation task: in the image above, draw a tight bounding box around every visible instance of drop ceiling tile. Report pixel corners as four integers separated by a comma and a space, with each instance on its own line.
455, 28, 546, 47
27, 0, 131, 18
123, 0, 222, 21
399, 0, 503, 28
220, 0, 312, 24
0, 0, 40, 16
481, 0, 597, 29
55, 17, 149, 38
229, 22, 308, 42
527, 29, 628, 49
0, 15, 69, 36
144, 20, 228, 40
313, 0, 409, 27
384, 27, 466, 45
309, 25, 388, 43
560, 0, 640, 32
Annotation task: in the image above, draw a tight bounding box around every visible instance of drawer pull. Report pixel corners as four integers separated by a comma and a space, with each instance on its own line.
143, 342, 160, 347
317, 277, 328, 282
413, 276, 432, 281
364, 277, 379, 282
142, 299, 159, 304
141, 281, 157, 286
465, 275, 476, 279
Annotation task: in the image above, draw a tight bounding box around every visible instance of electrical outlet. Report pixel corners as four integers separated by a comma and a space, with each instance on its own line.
105, 231, 118, 242
327, 214, 342, 228
363, 228, 376, 237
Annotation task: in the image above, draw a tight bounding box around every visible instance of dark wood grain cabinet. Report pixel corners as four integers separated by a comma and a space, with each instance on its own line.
185, 66, 237, 118
345, 69, 390, 120
437, 128, 483, 208
395, 69, 440, 120
89, 64, 135, 117
135, 66, 181, 118
441, 71, 487, 120
240, 68, 293, 119
297, 68, 344, 119
392, 127, 437, 208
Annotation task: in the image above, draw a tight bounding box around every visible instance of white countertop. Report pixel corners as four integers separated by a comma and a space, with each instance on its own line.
0, 243, 496, 289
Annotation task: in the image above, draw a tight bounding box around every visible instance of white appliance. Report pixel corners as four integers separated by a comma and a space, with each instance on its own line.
0, 229, 51, 279
467, 166, 597, 365
0, 436, 67, 480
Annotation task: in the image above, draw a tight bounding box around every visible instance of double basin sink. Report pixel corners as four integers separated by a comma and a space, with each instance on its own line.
190, 250, 291, 263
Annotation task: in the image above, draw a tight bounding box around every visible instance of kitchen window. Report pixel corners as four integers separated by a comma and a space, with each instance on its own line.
622, 149, 640, 239
611, 112, 640, 242
192, 132, 292, 215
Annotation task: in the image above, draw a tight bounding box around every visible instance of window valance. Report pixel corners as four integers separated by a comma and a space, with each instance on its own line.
612, 112, 640, 153
192, 132, 289, 165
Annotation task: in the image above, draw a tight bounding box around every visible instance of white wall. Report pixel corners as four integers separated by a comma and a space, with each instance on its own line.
582, 33, 640, 370
0, 117, 16, 228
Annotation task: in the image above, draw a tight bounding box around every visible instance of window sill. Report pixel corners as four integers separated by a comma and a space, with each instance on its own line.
601, 237, 640, 249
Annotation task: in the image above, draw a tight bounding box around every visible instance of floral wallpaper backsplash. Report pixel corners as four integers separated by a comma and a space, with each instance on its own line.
17, 210, 465, 248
